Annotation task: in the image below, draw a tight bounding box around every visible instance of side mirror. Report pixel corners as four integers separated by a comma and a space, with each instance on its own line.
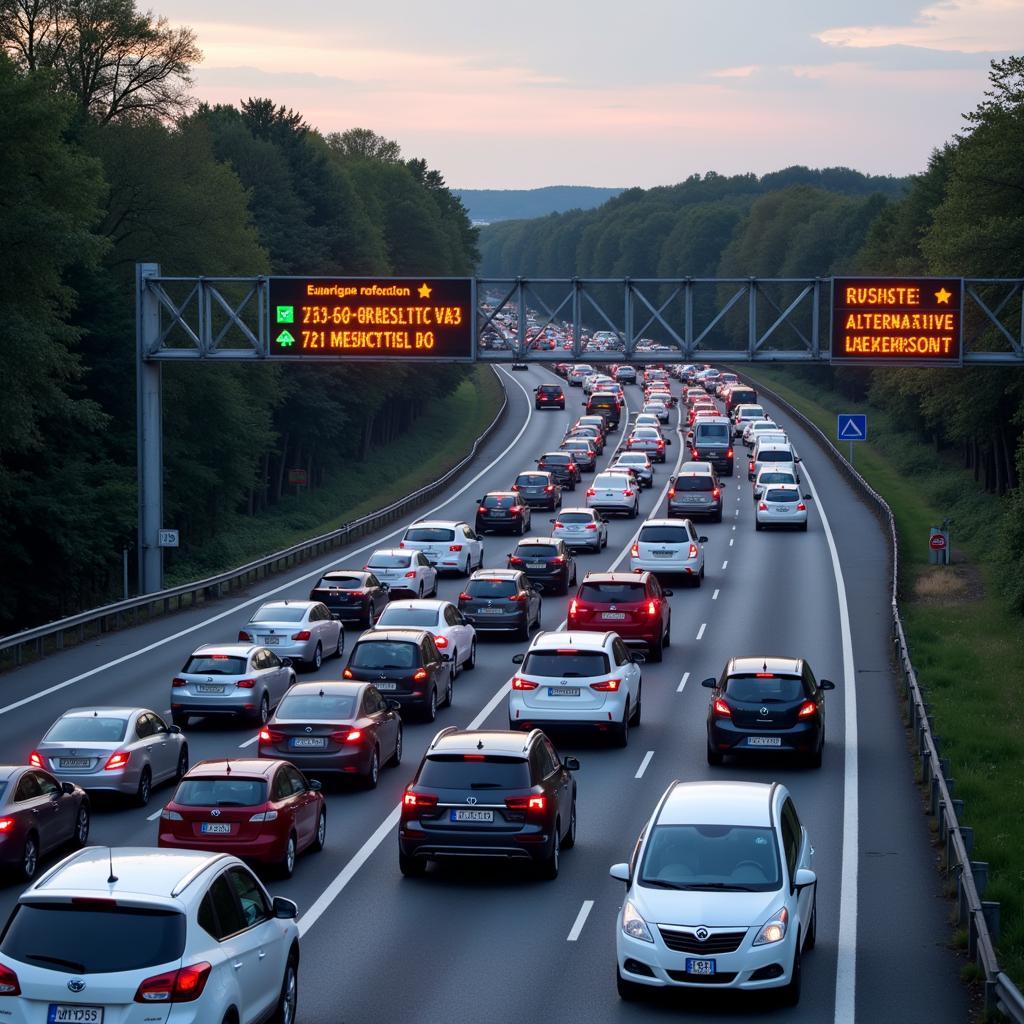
441, 653, 451, 662
631, 653, 646, 664
168, 724, 182, 734
61, 782, 75, 795
563, 756, 581, 772
381, 583, 390, 591
803, 493, 812, 500
609, 863, 631, 884
662, 589, 674, 597
701, 677, 717, 688
281, 658, 293, 668
308, 779, 322, 791
664, 438, 672, 445
698, 536, 709, 544
582, 401, 587, 406
386, 698, 402, 710
512, 653, 525, 664
794, 867, 816, 890
532, 584, 544, 593
273, 897, 299, 920
795, 456, 802, 463
548, 518, 556, 524
820, 678, 836, 690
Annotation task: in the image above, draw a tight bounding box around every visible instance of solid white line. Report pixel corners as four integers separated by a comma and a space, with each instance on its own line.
712, 589, 719, 600
238, 735, 258, 749
0, 368, 537, 719
721, 560, 728, 570
146, 808, 163, 821
695, 623, 706, 640
676, 671, 689, 693
634, 750, 654, 779
567, 900, 595, 942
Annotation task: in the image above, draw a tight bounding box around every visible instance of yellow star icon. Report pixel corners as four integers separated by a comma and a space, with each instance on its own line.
417, 282, 432, 299
934, 287, 952, 305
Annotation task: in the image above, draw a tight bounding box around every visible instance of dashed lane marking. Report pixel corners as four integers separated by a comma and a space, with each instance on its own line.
567, 900, 595, 942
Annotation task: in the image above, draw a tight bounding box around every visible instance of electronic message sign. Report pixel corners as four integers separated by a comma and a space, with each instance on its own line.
267, 278, 474, 361
831, 278, 963, 365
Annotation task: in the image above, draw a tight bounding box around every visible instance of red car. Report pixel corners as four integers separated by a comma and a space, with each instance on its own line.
566, 571, 673, 662
158, 758, 325, 878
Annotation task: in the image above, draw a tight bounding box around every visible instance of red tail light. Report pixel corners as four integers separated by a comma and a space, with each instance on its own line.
510, 506, 522, 515
630, 543, 639, 558
511, 676, 538, 690
749, 461, 755, 471
511, 484, 519, 491
550, 556, 565, 565
336, 728, 362, 743
449, 544, 463, 552
647, 600, 660, 616
553, 520, 564, 529
688, 543, 699, 559
505, 794, 546, 812
104, 751, 130, 771
545, 485, 555, 492
237, 630, 253, 642
713, 698, 732, 719
458, 592, 472, 601
509, 556, 524, 566
569, 598, 579, 615
584, 523, 597, 530
797, 503, 807, 511
0, 963, 20, 996
712, 488, 721, 499
585, 488, 596, 497
404, 571, 417, 578
590, 678, 622, 692
349, 589, 365, 597
235, 678, 257, 689
135, 962, 211, 1003
623, 489, 635, 497
343, 667, 354, 679
291, 630, 312, 640
691, 449, 699, 458
412, 668, 428, 682
758, 502, 768, 511
403, 790, 438, 809
798, 700, 818, 719
28, 751, 43, 768
433, 634, 449, 648
668, 488, 676, 498
171, 677, 186, 688
509, 592, 528, 602
258, 728, 283, 744
399, 541, 405, 548
478, 506, 488, 514
727, 448, 733, 457
0, 818, 14, 834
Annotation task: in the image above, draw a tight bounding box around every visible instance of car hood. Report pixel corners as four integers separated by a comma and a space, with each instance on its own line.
630, 884, 783, 929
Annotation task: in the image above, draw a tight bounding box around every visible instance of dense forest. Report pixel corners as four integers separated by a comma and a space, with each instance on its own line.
0, 0, 479, 633
480, 59, 1024, 610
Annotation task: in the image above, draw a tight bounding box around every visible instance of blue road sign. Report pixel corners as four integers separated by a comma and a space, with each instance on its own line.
837, 413, 867, 442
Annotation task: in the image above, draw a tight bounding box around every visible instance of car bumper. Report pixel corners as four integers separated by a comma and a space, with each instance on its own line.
158, 829, 286, 864
668, 501, 721, 519
756, 511, 808, 527
259, 743, 371, 775
399, 825, 552, 862
630, 556, 701, 576
476, 518, 523, 533
587, 501, 634, 515
250, 638, 313, 660
709, 719, 821, 753
509, 696, 625, 728
463, 611, 527, 631
566, 618, 658, 644
324, 603, 369, 621
520, 495, 559, 509
536, 400, 565, 408
170, 691, 258, 717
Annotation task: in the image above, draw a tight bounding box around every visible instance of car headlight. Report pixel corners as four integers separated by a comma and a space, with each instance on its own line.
621, 900, 654, 943
752, 906, 788, 946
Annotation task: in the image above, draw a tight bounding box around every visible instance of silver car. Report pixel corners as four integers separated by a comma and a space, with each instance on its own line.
586, 471, 640, 518
239, 600, 344, 671
31, 707, 188, 806
755, 484, 809, 531
551, 507, 608, 552
171, 644, 297, 728
611, 452, 654, 488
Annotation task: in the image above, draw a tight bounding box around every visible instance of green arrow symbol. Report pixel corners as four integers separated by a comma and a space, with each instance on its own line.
276, 305, 294, 323
276, 329, 296, 347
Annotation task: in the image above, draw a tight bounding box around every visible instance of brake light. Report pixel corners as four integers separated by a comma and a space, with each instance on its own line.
404, 571, 417, 578
291, 630, 312, 640
797, 502, 807, 511
758, 502, 768, 511
727, 448, 733, 458
585, 523, 597, 530
478, 506, 488, 514
505, 794, 546, 812
511, 676, 539, 690
171, 677, 186, 688
412, 668, 428, 682
343, 667, 354, 679
713, 698, 732, 718
403, 790, 438, 809
569, 598, 579, 615
550, 556, 565, 565
692, 449, 699, 458
235, 678, 256, 689
510, 506, 522, 514
509, 556, 524, 566
104, 751, 130, 771
798, 700, 818, 719
647, 599, 659, 616
590, 679, 622, 692
134, 962, 211, 1003
630, 543, 639, 558
553, 520, 564, 529
668, 488, 676, 498
511, 484, 519, 491
28, 751, 43, 768
399, 541, 405, 548
623, 489, 635, 497
237, 630, 253, 642
342, 729, 363, 743
545, 485, 555, 492
688, 543, 699, 558
509, 592, 528, 602
585, 488, 596, 497
657, 440, 665, 448
349, 589, 365, 597
449, 544, 463, 552
258, 728, 283, 743
458, 592, 472, 601
0, 963, 20, 996
0, 818, 14, 833
433, 634, 449, 648
749, 461, 755, 471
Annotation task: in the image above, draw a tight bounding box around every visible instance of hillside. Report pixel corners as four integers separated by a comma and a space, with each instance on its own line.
455, 185, 623, 224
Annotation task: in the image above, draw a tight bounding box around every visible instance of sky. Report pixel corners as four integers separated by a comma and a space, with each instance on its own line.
159, 0, 1024, 189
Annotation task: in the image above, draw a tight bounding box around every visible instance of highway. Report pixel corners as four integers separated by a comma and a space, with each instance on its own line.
0, 365, 968, 1022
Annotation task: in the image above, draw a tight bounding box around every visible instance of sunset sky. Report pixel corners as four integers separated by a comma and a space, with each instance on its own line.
159, 0, 1024, 188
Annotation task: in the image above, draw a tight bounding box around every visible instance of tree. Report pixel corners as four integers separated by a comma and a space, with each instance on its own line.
327, 127, 402, 163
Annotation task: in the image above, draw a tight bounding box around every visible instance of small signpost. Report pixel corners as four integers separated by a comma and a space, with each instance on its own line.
157, 529, 179, 548
288, 468, 308, 488
929, 526, 950, 566
837, 414, 867, 467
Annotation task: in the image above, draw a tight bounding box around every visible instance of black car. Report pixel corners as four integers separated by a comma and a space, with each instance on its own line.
564, 425, 605, 455
614, 365, 637, 384
703, 656, 835, 768
537, 452, 580, 491
559, 438, 597, 472
344, 628, 452, 722
310, 570, 391, 627
398, 727, 579, 879
667, 470, 723, 522
513, 471, 562, 511
476, 491, 532, 535
507, 538, 577, 595
457, 570, 542, 640
535, 384, 565, 409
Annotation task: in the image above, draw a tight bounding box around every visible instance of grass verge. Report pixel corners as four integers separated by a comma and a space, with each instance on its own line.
166, 365, 503, 585
744, 366, 1024, 987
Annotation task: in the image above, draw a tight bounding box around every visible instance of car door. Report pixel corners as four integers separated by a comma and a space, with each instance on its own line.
23, 771, 67, 852
365, 687, 398, 761
281, 764, 318, 849
780, 799, 812, 929
538, 738, 571, 833
262, 649, 289, 707
462, 526, 480, 564
419, 552, 437, 593
144, 712, 177, 782
443, 605, 468, 666
422, 635, 446, 691
612, 638, 640, 708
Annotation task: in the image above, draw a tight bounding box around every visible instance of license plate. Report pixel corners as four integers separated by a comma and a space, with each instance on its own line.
547, 687, 581, 696
196, 684, 224, 694
200, 822, 232, 834
602, 612, 626, 620
653, 550, 675, 558
59, 758, 91, 769
479, 607, 504, 614
290, 737, 327, 748
259, 635, 280, 645
376, 682, 398, 691
685, 958, 716, 976
774, 506, 791, 513
568, 526, 583, 532
748, 736, 782, 747
48, 1006, 103, 1023
451, 809, 494, 822
491, 512, 508, 517
527, 562, 546, 569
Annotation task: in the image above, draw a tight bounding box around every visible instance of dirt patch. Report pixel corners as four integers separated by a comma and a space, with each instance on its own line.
912, 552, 986, 605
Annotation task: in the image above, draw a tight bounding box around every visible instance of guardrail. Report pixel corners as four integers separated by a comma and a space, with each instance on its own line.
0, 367, 511, 670
743, 372, 1023, 1021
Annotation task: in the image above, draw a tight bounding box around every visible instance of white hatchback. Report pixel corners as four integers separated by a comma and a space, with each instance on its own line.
373, 599, 477, 675
742, 418, 779, 448
366, 548, 438, 598
752, 467, 799, 502
629, 519, 707, 585
0, 847, 299, 1024
551, 508, 608, 552
612, 781, 816, 1005
755, 484, 809, 531
586, 472, 640, 518
399, 521, 484, 576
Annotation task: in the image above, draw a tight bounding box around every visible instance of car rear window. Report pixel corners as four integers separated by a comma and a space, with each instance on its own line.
183, 655, 247, 675
368, 554, 412, 568
44, 717, 128, 743
539, 386, 562, 395
316, 575, 364, 590
483, 494, 516, 507
543, 454, 570, 464
522, 650, 610, 677
405, 527, 454, 542
276, 693, 357, 720
725, 674, 805, 703
594, 474, 631, 489
618, 454, 647, 464
465, 579, 518, 598
639, 526, 689, 544
674, 476, 713, 492
578, 580, 646, 603
758, 450, 793, 463
590, 396, 617, 406
252, 604, 305, 622
558, 512, 594, 524
0, 903, 186, 975
376, 607, 440, 628
418, 755, 530, 789
765, 489, 799, 502
758, 472, 795, 485
174, 777, 267, 806
730, 388, 756, 402
695, 424, 729, 441
350, 641, 419, 669
515, 544, 558, 558
516, 474, 548, 487
562, 441, 590, 450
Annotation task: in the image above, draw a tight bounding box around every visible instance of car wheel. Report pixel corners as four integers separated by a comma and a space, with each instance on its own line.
613, 702, 630, 747
335, 630, 345, 659
171, 711, 188, 728
280, 833, 297, 879
310, 643, 323, 671
175, 746, 189, 782
780, 938, 802, 1007
462, 556, 471, 577
364, 747, 380, 790
630, 502, 639, 519
135, 767, 152, 808
538, 821, 560, 880
562, 798, 577, 850
807, 740, 823, 769
805, 894, 817, 950
19, 833, 39, 882
311, 809, 327, 852
365, 602, 375, 627
663, 616, 671, 649
630, 684, 642, 726
391, 725, 403, 766
707, 738, 724, 766
442, 669, 453, 708
516, 617, 530, 642
252, 692, 271, 726
269, 953, 299, 1024
399, 851, 426, 877
465, 639, 477, 670
424, 687, 437, 723
73, 804, 90, 848
648, 633, 664, 663
451, 649, 459, 680
714, 510, 723, 523
800, 521, 808, 532
418, 582, 424, 599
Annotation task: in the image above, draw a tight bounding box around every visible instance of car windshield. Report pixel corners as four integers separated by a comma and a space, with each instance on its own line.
276, 693, 358, 720
559, 512, 594, 524
765, 489, 800, 502
466, 579, 518, 598
521, 649, 610, 677
674, 476, 713, 492
183, 655, 247, 675
405, 527, 454, 542
369, 554, 412, 568
640, 824, 782, 892
376, 607, 440, 627
515, 544, 558, 558
0, 903, 186, 975
578, 580, 646, 602
316, 575, 363, 590
418, 755, 530, 789
252, 604, 305, 622
639, 526, 689, 543
695, 424, 729, 441
174, 777, 267, 807
44, 716, 128, 743
725, 673, 805, 703
516, 475, 548, 487
350, 641, 418, 669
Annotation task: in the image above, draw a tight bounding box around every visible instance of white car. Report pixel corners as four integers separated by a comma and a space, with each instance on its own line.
742, 418, 780, 447
366, 547, 439, 598
239, 600, 344, 670
642, 400, 669, 423
633, 413, 662, 431
508, 630, 644, 745
586, 472, 640, 518
569, 364, 595, 386
551, 507, 608, 552
629, 518, 707, 585
755, 484, 809, 531
752, 467, 799, 502
0, 847, 299, 1023
612, 781, 816, 1004
732, 404, 767, 437
374, 599, 477, 675
611, 452, 654, 488
749, 441, 800, 482
399, 520, 485, 576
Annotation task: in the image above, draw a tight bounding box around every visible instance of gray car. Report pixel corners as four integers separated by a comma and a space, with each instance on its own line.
238, 600, 344, 671
31, 707, 188, 806
171, 643, 297, 728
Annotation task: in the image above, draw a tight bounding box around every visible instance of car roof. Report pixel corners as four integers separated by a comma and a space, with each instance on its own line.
321, 569, 371, 578
428, 728, 532, 757
514, 536, 562, 547
406, 520, 469, 530
282, 680, 365, 698
356, 628, 432, 643
558, 506, 598, 516
658, 781, 776, 827
527, 630, 614, 650
0, 765, 27, 782
727, 656, 804, 676
763, 484, 801, 492
189, 758, 277, 779
694, 415, 730, 425
483, 490, 516, 496
582, 571, 650, 583
756, 442, 794, 453
369, 548, 408, 556
191, 644, 256, 656
382, 599, 448, 611
252, 600, 317, 612
640, 518, 692, 528
469, 569, 521, 579
59, 707, 143, 719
